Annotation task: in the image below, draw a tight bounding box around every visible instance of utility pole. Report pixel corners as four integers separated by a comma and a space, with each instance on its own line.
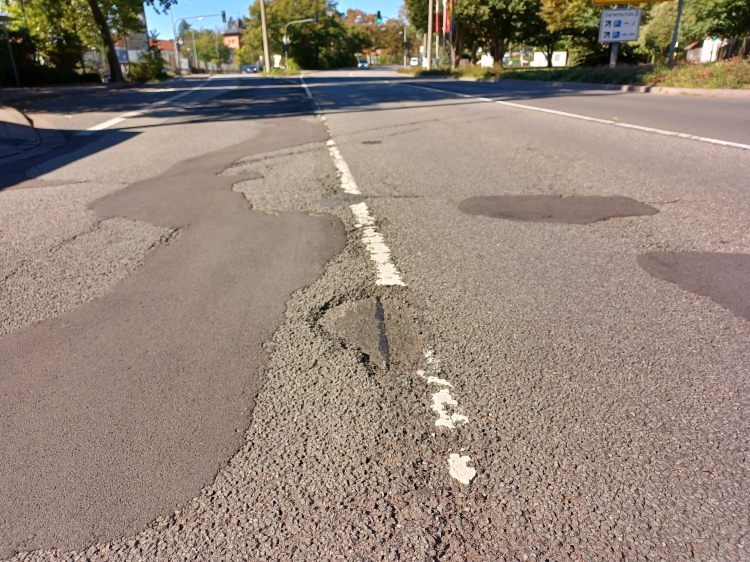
190, 28, 198, 68
170, 7, 180, 74
426, 0, 433, 69
259, 0, 271, 72
403, 26, 407, 69
667, 0, 685, 67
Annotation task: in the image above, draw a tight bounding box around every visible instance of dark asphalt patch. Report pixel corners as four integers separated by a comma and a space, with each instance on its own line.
638, 252, 750, 321
320, 297, 388, 368
362, 140, 382, 144
458, 195, 658, 224
0, 118, 345, 554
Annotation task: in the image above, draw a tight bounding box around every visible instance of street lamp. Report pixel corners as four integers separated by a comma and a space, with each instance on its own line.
172, 12, 227, 74
282, 12, 317, 72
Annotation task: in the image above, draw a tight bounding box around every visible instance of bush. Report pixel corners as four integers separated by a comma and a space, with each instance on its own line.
128, 39, 166, 82
1, 62, 101, 87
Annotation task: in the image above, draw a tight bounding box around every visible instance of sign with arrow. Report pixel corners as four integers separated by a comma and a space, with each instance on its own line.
598, 9, 642, 43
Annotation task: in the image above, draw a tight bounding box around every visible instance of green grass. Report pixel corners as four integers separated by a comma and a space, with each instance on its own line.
500, 59, 750, 89
397, 59, 750, 89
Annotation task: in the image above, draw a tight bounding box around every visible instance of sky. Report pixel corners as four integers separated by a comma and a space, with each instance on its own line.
146, 0, 404, 40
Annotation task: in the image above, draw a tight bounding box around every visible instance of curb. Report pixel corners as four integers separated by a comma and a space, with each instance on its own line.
457, 76, 750, 98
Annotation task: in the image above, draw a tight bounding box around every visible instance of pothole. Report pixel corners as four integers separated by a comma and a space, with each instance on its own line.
458, 195, 658, 224
638, 252, 750, 322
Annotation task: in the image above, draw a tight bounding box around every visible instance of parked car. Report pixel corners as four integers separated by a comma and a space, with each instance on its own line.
358, 60, 370, 69
409, 57, 420, 66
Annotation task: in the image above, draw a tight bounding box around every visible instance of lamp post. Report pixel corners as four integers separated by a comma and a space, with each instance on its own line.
173, 13, 226, 74
282, 13, 317, 72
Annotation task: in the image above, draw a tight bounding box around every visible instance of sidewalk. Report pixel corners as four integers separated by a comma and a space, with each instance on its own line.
0, 105, 40, 160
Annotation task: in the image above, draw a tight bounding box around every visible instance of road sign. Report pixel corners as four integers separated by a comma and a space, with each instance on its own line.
598, 9, 642, 43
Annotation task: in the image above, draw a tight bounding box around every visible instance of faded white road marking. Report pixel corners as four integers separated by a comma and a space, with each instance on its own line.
405, 83, 750, 151
77, 76, 216, 136
303, 77, 405, 287
419, 348, 475, 484
448, 454, 477, 485
431, 389, 469, 428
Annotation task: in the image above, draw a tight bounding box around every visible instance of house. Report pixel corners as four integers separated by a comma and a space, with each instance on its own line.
223, 32, 242, 50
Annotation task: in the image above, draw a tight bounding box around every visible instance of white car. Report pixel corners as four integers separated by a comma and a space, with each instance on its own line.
409, 57, 420, 66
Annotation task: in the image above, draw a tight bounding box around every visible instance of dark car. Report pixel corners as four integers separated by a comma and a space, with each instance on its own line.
242, 65, 260, 73
357, 60, 370, 70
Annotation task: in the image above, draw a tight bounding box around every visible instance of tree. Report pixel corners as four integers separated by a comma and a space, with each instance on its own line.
343, 9, 405, 63
4, 0, 98, 71
83, 0, 177, 83
194, 30, 231, 65
639, 2, 679, 62
242, 0, 367, 69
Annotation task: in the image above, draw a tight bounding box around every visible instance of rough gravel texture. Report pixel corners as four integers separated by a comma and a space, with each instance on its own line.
4, 72, 750, 562
0, 182, 173, 336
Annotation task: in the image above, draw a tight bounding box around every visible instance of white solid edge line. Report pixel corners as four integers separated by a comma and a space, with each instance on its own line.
405, 82, 750, 151
76, 75, 216, 136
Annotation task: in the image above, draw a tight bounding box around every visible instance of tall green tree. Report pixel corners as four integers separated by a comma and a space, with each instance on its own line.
242, 0, 369, 69
84, 0, 178, 82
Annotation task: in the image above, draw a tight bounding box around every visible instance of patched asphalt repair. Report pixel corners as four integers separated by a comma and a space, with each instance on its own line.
0, 117, 345, 554
458, 195, 658, 224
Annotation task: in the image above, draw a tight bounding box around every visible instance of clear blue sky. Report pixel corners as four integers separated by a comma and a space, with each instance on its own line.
147, 0, 405, 40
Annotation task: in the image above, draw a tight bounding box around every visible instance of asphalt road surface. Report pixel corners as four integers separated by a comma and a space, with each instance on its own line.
1, 70, 748, 561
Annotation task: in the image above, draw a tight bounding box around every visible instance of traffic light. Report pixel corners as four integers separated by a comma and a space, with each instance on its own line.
221, 10, 226, 23
376, 11, 382, 24
313, 10, 318, 24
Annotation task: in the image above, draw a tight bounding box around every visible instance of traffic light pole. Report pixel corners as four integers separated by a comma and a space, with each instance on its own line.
667, 0, 685, 67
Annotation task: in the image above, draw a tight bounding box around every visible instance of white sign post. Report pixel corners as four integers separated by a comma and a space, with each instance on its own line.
598, 9, 642, 67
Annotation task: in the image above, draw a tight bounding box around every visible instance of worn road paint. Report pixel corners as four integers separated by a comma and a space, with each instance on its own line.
77, 76, 217, 136
310, 94, 405, 286
418, 369, 453, 386
448, 454, 477, 485
405, 83, 750, 152
431, 389, 469, 429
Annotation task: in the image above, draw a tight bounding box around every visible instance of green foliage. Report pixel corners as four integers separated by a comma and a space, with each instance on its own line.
243, 0, 364, 69
404, 0, 750, 70
194, 30, 231, 64
128, 32, 166, 81
499, 58, 750, 88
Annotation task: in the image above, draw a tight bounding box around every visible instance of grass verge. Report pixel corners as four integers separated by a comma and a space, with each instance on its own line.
398, 59, 750, 89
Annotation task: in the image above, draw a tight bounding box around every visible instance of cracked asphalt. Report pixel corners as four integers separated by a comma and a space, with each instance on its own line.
1, 70, 748, 561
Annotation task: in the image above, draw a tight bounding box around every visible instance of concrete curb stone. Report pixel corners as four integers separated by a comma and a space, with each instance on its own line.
455, 76, 750, 97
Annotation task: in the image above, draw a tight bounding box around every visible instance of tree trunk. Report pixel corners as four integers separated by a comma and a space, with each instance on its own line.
546, 43, 554, 68
86, 0, 124, 82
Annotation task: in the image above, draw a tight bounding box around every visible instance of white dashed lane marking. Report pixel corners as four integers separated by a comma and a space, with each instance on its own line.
77, 76, 217, 136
